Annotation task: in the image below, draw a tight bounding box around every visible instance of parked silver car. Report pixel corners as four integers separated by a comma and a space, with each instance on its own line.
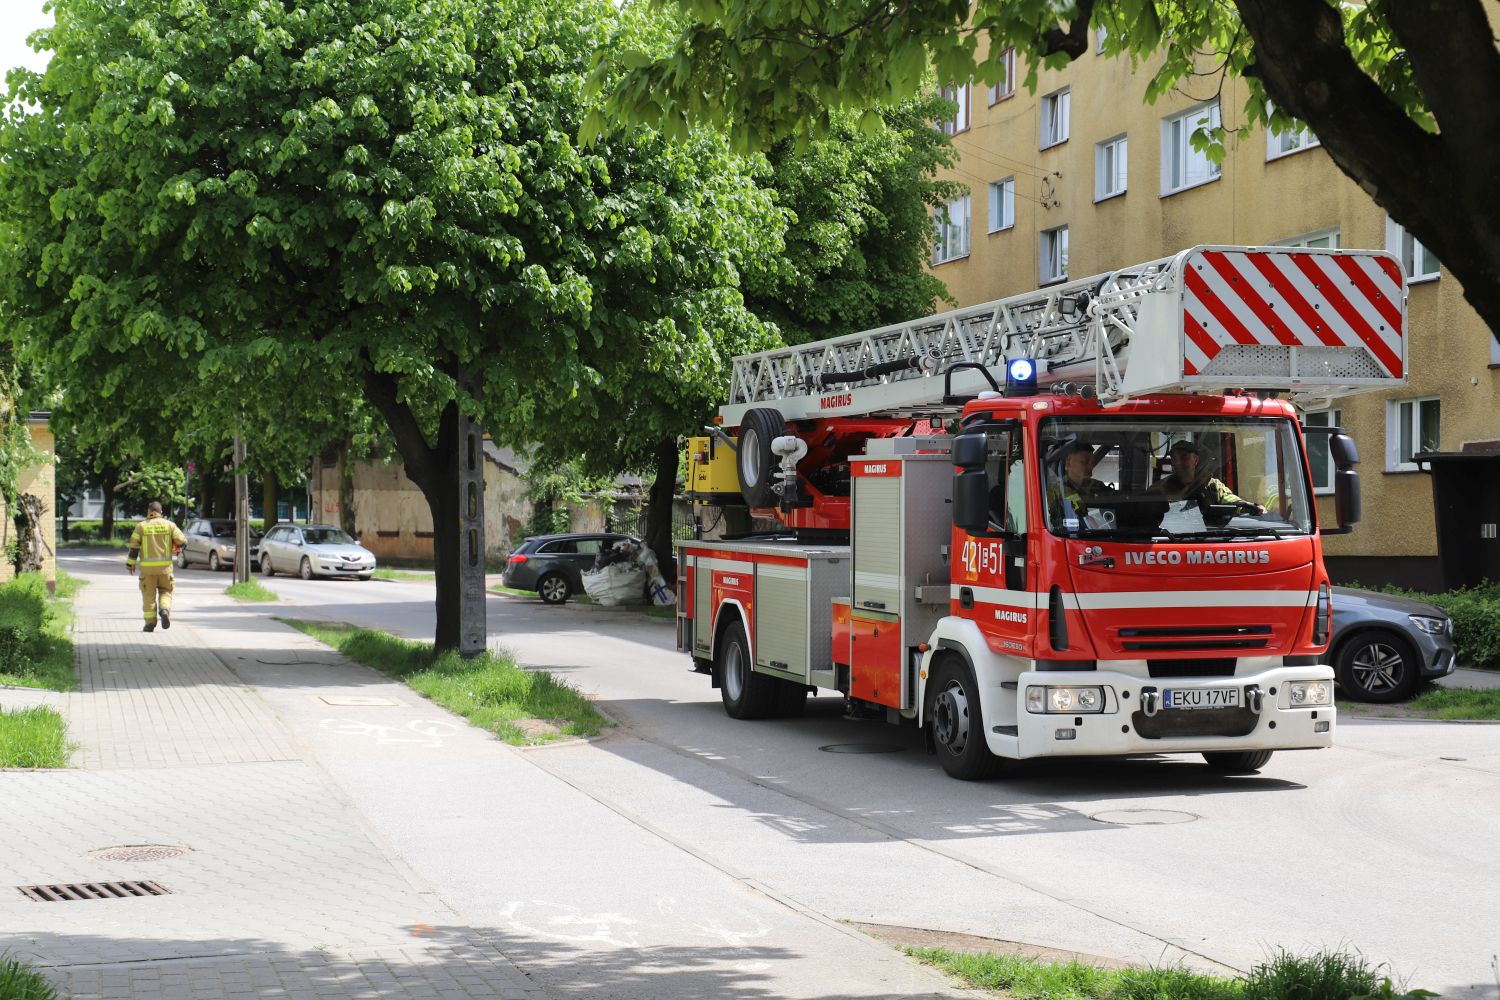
176, 519, 259, 572
1331, 586, 1456, 703
258, 523, 376, 580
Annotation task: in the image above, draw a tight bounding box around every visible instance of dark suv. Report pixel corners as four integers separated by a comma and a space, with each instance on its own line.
502, 533, 638, 604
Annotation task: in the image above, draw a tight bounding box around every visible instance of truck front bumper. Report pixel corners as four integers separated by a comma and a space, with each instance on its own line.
1004, 665, 1336, 759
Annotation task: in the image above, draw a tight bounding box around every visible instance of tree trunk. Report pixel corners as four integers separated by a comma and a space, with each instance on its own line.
338, 437, 358, 536
262, 469, 279, 531
360, 363, 485, 654
200, 466, 216, 517
100, 470, 118, 541
642, 435, 680, 584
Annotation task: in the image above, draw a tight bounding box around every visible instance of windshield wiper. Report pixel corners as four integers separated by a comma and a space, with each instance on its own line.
1166, 526, 1304, 540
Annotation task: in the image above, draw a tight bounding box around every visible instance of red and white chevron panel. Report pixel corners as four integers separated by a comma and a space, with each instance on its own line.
1180, 249, 1405, 379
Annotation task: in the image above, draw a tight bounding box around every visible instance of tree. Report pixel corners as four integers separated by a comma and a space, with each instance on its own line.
1, 0, 784, 650
600, 0, 1500, 342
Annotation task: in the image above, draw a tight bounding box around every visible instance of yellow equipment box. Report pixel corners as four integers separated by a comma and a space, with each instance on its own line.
686, 435, 742, 503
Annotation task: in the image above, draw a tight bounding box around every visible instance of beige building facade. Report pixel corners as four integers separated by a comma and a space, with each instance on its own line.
932, 39, 1499, 590
0, 414, 58, 588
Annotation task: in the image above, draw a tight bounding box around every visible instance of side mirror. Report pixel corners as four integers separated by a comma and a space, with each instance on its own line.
953, 469, 992, 536
1330, 468, 1361, 533
951, 433, 988, 469
1330, 432, 1359, 469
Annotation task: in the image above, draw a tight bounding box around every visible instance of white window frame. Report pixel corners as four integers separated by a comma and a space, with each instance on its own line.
932, 195, 971, 265
1160, 101, 1222, 196
1491, 331, 1500, 368
1385, 396, 1441, 472
1095, 133, 1127, 202
1274, 229, 1341, 250
987, 177, 1015, 233
939, 83, 971, 136
1040, 225, 1069, 285
1265, 110, 1320, 161
1040, 87, 1070, 149
1302, 408, 1343, 495
1385, 215, 1440, 283
988, 48, 1016, 105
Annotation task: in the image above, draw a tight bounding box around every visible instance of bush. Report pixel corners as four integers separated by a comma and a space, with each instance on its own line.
0, 574, 51, 675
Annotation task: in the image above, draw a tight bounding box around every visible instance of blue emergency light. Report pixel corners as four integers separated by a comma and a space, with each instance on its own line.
1005, 357, 1039, 397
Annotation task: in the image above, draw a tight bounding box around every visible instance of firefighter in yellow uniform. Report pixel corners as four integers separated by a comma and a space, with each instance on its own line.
127, 501, 186, 632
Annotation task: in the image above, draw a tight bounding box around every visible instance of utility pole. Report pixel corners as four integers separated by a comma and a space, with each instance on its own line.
233, 433, 249, 583
459, 413, 486, 657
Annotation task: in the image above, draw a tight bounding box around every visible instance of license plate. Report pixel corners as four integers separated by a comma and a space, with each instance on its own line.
1163, 687, 1241, 711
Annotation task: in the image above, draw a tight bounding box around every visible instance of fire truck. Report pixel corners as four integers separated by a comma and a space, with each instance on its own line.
677, 245, 1407, 779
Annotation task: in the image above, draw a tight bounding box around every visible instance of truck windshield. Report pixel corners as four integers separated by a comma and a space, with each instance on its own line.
1037, 416, 1314, 540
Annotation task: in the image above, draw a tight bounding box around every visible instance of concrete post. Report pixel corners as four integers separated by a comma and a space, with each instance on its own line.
234, 434, 249, 583
459, 414, 487, 657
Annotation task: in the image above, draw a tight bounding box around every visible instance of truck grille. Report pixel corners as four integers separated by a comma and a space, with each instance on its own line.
1146, 658, 1237, 678
1118, 625, 1271, 653
1131, 703, 1259, 739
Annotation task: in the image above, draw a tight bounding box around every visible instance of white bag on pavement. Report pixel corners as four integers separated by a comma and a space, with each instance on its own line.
581, 563, 647, 606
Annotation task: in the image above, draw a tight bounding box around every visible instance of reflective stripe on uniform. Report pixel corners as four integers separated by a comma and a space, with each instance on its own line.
130, 519, 179, 568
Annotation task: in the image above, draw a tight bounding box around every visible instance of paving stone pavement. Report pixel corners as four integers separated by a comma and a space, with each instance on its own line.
0, 566, 550, 999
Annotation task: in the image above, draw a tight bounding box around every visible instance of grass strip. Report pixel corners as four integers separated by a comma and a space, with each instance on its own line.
283, 620, 607, 745
373, 568, 432, 582
908, 947, 1423, 1000
1403, 687, 1500, 720
225, 579, 279, 603
0, 706, 73, 768
0, 951, 60, 998
0, 572, 82, 691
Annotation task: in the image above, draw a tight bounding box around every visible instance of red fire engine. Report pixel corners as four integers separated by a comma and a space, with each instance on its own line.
678, 246, 1407, 779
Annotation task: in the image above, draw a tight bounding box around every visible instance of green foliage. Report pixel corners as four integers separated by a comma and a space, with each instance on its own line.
0, 951, 61, 998
0, 574, 51, 678
1400, 688, 1500, 721
911, 947, 1419, 1000
225, 580, 278, 603
518, 465, 616, 540
285, 618, 607, 744
0, 706, 72, 769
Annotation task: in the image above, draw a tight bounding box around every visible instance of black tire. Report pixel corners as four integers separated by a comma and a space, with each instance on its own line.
357, 573, 372, 581
175, 548, 188, 569
299, 556, 315, 581
927, 655, 1003, 781
774, 679, 809, 718
260, 554, 274, 577
736, 407, 787, 508
538, 573, 570, 605
717, 620, 777, 719
208, 551, 221, 572
1335, 629, 1421, 703
1203, 750, 1274, 773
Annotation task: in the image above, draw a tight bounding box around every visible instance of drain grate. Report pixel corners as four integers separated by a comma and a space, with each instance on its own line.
85, 844, 191, 863
19, 881, 172, 902
819, 743, 905, 754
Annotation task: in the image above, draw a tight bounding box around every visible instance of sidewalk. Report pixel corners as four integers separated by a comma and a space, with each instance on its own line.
0, 557, 969, 999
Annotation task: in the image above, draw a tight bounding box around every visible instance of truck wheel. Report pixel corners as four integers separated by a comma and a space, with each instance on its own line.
927, 656, 1003, 781
774, 680, 809, 718
736, 407, 787, 508
718, 620, 776, 719
1335, 629, 1420, 703
1202, 750, 1273, 773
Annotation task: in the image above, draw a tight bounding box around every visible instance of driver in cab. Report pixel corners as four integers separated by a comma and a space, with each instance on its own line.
1159, 440, 1265, 514
1046, 442, 1117, 527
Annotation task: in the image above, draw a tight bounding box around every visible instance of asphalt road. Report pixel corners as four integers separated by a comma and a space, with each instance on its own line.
173, 560, 1500, 997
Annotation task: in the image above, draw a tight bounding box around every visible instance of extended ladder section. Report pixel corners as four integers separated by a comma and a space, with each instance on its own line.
720, 245, 1408, 424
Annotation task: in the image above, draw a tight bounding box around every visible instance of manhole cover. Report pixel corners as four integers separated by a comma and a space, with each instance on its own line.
819, 743, 905, 754
85, 845, 192, 862
1090, 809, 1198, 826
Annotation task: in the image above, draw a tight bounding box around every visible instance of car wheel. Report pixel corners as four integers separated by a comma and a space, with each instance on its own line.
208, 551, 221, 572
260, 555, 274, 577
358, 573, 372, 581
300, 557, 315, 581
736, 407, 787, 508
175, 549, 188, 569
927, 655, 1004, 781
538, 573, 570, 605
1335, 629, 1421, 703
717, 620, 777, 719
1203, 750, 1274, 773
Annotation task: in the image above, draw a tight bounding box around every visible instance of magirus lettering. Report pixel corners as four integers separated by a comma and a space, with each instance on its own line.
820, 393, 854, 410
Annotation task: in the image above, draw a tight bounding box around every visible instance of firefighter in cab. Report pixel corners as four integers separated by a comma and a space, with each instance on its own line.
126, 501, 187, 633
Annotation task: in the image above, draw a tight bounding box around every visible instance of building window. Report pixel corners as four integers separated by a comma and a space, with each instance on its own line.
1386, 397, 1440, 472
938, 83, 970, 135
1303, 408, 1342, 494
1266, 110, 1320, 160
1491, 331, 1500, 368
1040, 226, 1069, 284
1161, 101, 1222, 195
933, 196, 971, 264
1040, 87, 1070, 149
1275, 229, 1341, 250
988, 178, 1015, 233
1095, 134, 1127, 201
988, 48, 1016, 104
1385, 216, 1440, 282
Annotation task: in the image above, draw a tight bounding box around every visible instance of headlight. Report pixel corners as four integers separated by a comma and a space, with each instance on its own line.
1409, 615, 1447, 636
1288, 681, 1332, 707
1025, 685, 1106, 714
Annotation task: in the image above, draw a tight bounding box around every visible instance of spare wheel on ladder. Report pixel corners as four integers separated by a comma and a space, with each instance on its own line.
736, 407, 787, 508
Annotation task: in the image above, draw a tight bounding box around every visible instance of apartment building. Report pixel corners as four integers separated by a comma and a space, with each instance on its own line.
930, 38, 1500, 591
